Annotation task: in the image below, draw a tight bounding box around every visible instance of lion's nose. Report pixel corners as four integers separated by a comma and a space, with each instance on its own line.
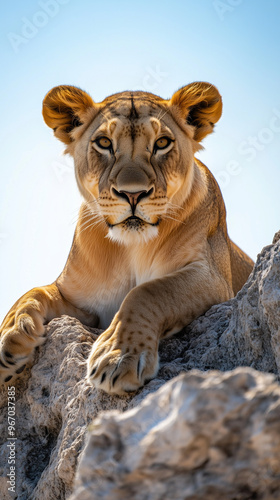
112, 188, 153, 208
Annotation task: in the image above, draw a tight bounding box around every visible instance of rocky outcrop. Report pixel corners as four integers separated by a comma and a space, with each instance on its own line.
71, 369, 280, 500
0, 232, 280, 499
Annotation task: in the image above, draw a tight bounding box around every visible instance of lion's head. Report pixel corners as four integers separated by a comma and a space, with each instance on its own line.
43, 82, 222, 244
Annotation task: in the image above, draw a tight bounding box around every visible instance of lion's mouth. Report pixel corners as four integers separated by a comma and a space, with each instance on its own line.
123, 216, 144, 229
107, 216, 161, 229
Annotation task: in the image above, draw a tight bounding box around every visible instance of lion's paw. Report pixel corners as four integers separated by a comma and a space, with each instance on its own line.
0, 318, 45, 383
87, 329, 159, 395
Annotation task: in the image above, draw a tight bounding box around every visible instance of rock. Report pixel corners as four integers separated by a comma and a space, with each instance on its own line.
0, 232, 280, 499
71, 369, 280, 500
0, 318, 131, 500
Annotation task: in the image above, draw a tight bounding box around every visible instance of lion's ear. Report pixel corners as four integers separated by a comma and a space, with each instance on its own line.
42, 85, 95, 144
170, 82, 222, 142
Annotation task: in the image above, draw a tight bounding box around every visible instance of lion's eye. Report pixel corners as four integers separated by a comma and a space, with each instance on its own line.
154, 137, 172, 152
95, 137, 112, 150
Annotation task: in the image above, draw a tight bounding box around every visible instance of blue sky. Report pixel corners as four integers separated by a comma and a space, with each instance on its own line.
1, 0, 280, 319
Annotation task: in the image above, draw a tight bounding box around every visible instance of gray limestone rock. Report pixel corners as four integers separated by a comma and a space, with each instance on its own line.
71, 369, 280, 500
0, 232, 279, 499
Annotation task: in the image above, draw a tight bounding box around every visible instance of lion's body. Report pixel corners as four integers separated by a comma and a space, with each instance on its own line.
0, 83, 254, 393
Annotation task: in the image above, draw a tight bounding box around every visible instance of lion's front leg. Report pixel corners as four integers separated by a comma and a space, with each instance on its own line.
87, 311, 159, 395
88, 262, 233, 395
0, 284, 95, 383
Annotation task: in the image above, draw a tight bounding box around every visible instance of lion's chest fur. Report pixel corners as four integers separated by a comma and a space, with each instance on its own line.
76, 247, 172, 329
59, 223, 209, 329
83, 265, 164, 329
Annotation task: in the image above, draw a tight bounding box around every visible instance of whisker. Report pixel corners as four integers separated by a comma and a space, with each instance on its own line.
82, 205, 101, 216
157, 109, 169, 122
167, 206, 183, 215
79, 212, 103, 225
86, 198, 101, 205
168, 202, 186, 212
162, 214, 187, 226
79, 219, 105, 235
78, 213, 103, 229
78, 213, 95, 225
100, 111, 109, 122
71, 201, 101, 225
81, 208, 99, 218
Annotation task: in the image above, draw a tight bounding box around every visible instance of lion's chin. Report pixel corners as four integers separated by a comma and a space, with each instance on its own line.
106, 222, 159, 245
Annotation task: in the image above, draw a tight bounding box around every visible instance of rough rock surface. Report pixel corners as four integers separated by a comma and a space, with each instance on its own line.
71, 369, 280, 500
0, 232, 279, 499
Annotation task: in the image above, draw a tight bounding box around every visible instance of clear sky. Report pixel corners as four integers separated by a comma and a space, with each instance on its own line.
1, 0, 280, 320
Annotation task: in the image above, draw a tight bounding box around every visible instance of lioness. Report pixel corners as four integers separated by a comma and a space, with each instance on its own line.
0, 82, 253, 394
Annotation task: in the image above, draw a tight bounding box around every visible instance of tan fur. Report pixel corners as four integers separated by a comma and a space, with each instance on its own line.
0, 82, 254, 393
